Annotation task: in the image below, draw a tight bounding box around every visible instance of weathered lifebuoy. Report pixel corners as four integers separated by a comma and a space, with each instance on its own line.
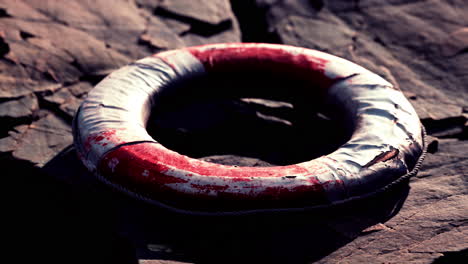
73, 43, 425, 214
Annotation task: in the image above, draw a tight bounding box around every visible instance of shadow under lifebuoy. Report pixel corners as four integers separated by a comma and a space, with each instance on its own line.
16, 69, 413, 263
3, 152, 137, 264
31, 145, 410, 264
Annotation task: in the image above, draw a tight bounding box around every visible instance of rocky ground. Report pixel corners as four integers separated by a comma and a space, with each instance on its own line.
1, 0, 467, 263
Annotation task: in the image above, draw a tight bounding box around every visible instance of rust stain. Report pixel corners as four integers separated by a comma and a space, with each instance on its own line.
364, 148, 399, 168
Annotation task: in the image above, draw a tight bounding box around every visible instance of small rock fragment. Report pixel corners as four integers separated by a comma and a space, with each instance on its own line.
59, 96, 82, 117
160, 17, 191, 35
426, 136, 439, 154
0, 93, 38, 119
361, 223, 390, 234
139, 17, 185, 50
67, 82, 94, 97
441, 28, 468, 57
12, 114, 72, 166
0, 124, 29, 153
159, 0, 233, 25
43, 87, 73, 105
275, 15, 355, 54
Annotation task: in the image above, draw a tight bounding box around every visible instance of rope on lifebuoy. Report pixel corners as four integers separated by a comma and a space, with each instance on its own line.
72, 43, 425, 214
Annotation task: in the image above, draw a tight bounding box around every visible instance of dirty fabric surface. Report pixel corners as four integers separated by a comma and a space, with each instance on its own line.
1, 0, 467, 263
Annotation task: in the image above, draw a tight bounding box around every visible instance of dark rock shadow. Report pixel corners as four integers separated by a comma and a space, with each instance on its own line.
32, 144, 409, 264
3, 152, 137, 264
431, 249, 468, 264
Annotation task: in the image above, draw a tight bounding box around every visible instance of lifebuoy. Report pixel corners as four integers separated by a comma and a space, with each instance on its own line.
73, 43, 425, 214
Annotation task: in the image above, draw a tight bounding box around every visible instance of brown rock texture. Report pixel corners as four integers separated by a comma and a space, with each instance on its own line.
1, 0, 466, 263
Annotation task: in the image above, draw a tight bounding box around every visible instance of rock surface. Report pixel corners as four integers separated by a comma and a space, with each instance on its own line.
1, 0, 466, 263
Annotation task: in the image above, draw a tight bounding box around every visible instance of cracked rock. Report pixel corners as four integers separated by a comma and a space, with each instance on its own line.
441, 27, 468, 57
1, 0, 467, 263
11, 113, 72, 166
255, 0, 468, 263
43, 87, 83, 118
139, 16, 185, 51
159, 0, 234, 25
0, 93, 38, 119
263, 0, 468, 123
275, 15, 355, 55
0, 124, 28, 153
66, 82, 94, 98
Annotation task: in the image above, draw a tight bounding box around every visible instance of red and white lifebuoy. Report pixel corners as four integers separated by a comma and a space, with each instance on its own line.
73, 43, 425, 214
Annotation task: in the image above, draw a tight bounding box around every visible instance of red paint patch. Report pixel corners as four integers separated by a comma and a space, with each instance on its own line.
188, 44, 338, 90
84, 129, 120, 152
100, 143, 311, 179
231, 177, 252, 182
99, 146, 188, 187
96, 142, 332, 205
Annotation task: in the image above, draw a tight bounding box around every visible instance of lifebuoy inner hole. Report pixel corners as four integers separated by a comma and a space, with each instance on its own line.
146, 69, 354, 166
